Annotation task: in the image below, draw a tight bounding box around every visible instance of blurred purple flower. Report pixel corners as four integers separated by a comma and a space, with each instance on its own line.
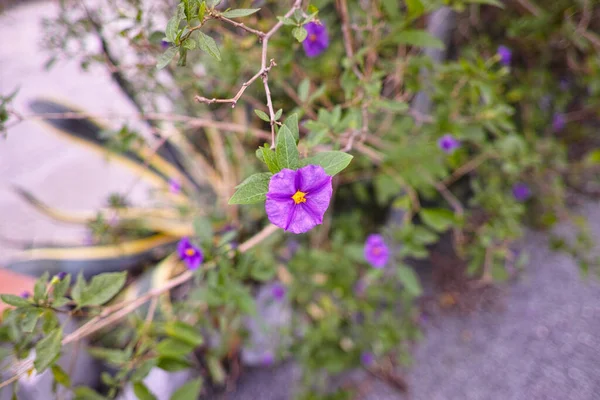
56, 272, 67, 280
360, 351, 375, 367
302, 22, 329, 58
512, 183, 532, 202
177, 237, 203, 270
262, 351, 275, 367
552, 113, 566, 132
364, 234, 390, 269
438, 134, 461, 154
271, 283, 286, 301
161, 40, 170, 50
265, 165, 333, 234
169, 178, 181, 194
20, 291, 30, 299
559, 79, 569, 91
497, 45, 512, 66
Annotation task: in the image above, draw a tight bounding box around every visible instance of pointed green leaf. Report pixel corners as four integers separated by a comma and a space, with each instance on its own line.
292, 26, 308, 42
156, 338, 195, 357
258, 145, 280, 173
20, 308, 43, 333
71, 272, 85, 307
420, 208, 455, 232
157, 47, 178, 70
34, 327, 62, 373
73, 387, 105, 400
133, 382, 158, 400
170, 378, 203, 400
33, 272, 49, 302
468, 0, 504, 7
397, 266, 422, 296
52, 273, 71, 302
282, 114, 299, 143
229, 172, 272, 204
76, 272, 127, 307
198, 1, 207, 20
276, 126, 299, 170
392, 30, 444, 49
221, 8, 260, 18
51, 364, 72, 388
254, 109, 271, 122
164, 321, 204, 347
301, 151, 353, 176
274, 109, 283, 121
197, 31, 221, 61
165, 16, 179, 43
1, 294, 31, 308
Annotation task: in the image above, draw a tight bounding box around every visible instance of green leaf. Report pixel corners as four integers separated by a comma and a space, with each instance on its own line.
71, 272, 85, 307
33, 272, 49, 302
420, 208, 455, 232
88, 347, 131, 366
164, 321, 204, 347
397, 266, 422, 296
52, 274, 71, 301
274, 109, 283, 121
221, 8, 260, 18
156, 339, 195, 357
157, 47, 178, 70
76, 272, 127, 307
193, 216, 213, 245
467, 0, 504, 7
20, 308, 43, 333
42, 309, 60, 333
133, 382, 158, 400
276, 126, 300, 170
254, 109, 271, 122
277, 16, 297, 26
405, 0, 425, 18
73, 387, 106, 400
392, 30, 444, 49
292, 27, 308, 42
165, 16, 179, 43
381, 0, 399, 18
228, 172, 272, 204
282, 114, 299, 143
298, 79, 310, 102
170, 378, 203, 400
301, 151, 353, 176
0, 294, 31, 308
197, 31, 221, 61
258, 145, 280, 173
157, 356, 192, 372
198, 1, 207, 21
51, 364, 71, 388
131, 359, 157, 382
182, 39, 196, 50
34, 327, 62, 373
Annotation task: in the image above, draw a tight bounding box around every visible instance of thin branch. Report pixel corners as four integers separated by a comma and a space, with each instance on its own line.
336, 0, 364, 79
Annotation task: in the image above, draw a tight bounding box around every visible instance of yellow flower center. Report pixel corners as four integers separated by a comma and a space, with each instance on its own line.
292, 190, 307, 204
185, 248, 195, 257
309, 34, 317, 42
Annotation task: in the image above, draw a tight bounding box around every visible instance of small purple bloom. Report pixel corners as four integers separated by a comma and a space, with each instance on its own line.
20, 291, 30, 299
302, 22, 329, 58
177, 237, 204, 270
360, 351, 375, 367
512, 183, 532, 202
271, 283, 286, 301
438, 134, 460, 154
552, 113, 566, 132
559, 79, 569, 91
497, 45, 512, 66
262, 351, 275, 367
364, 234, 390, 268
265, 165, 333, 234
161, 40, 170, 50
168, 178, 181, 194
56, 272, 67, 280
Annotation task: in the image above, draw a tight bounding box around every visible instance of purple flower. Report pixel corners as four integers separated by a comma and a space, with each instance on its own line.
168, 178, 181, 194
177, 237, 203, 270
20, 291, 30, 299
302, 22, 329, 58
161, 40, 170, 50
438, 134, 461, 154
512, 183, 531, 202
265, 165, 333, 234
552, 113, 566, 132
262, 351, 275, 367
364, 234, 390, 268
271, 283, 286, 301
56, 272, 67, 280
497, 45, 512, 66
360, 351, 375, 367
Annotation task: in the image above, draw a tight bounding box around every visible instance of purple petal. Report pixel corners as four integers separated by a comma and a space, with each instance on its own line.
177, 237, 191, 258
285, 204, 320, 234
266, 197, 296, 230
302, 22, 329, 58
267, 169, 298, 198
297, 164, 332, 194
364, 234, 390, 268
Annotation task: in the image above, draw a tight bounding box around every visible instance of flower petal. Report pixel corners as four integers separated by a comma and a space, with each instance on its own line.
266, 196, 295, 230
297, 164, 332, 194
286, 204, 320, 234
267, 168, 298, 198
